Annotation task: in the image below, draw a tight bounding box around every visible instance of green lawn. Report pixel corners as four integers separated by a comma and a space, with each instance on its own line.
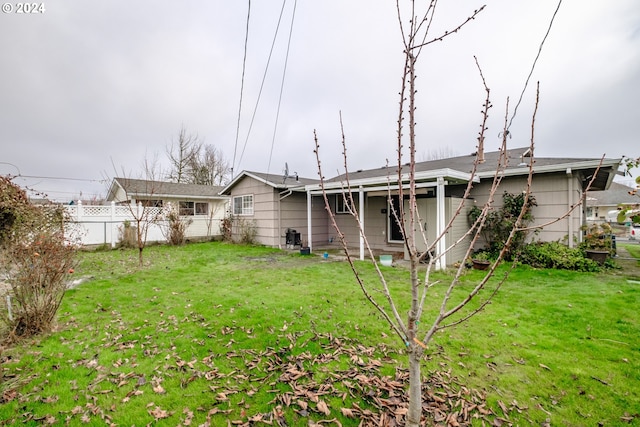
1, 242, 638, 426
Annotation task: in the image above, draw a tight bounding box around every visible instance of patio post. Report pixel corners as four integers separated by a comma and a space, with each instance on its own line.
359, 186, 365, 261
307, 190, 312, 251
436, 177, 446, 269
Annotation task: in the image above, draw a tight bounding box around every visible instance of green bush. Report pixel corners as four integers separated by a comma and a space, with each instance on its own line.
468, 191, 537, 260
518, 241, 600, 272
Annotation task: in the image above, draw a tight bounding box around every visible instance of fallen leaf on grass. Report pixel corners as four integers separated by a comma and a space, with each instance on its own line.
316, 400, 330, 416
148, 406, 171, 420
539, 363, 551, 371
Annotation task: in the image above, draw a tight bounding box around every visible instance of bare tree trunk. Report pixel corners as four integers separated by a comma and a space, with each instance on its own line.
407, 348, 423, 426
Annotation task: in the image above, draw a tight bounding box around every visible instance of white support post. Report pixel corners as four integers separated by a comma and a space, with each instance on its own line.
566, 168, 574, 247
307, 190, 313, 251
436, 177, 446, 270
359, 186, 365, 261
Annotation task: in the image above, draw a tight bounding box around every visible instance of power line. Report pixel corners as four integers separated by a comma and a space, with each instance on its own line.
266, 0, 298, 178
506, 0, 563, 134
232, 0, 251, 177
14, 174, 108, 183
236, 0, 289, 172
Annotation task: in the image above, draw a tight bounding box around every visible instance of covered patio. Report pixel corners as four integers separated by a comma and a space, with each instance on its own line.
304, 168, 477, 270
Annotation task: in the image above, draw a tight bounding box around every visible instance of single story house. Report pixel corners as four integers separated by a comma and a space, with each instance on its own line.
219, 171, 322, 247
106, 178, 229, 241
221, 147, 621, 268
586, 181, 639, 224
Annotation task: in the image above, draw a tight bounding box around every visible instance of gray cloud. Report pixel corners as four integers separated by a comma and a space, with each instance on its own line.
1, 0, 638, 200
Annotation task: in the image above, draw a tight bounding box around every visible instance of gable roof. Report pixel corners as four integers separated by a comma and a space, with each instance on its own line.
220, 170, 319, 195
324, 147, 620, 191
587, 182, 639, 207
107, 178, 227, 202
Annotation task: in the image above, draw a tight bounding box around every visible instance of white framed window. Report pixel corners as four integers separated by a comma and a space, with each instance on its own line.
233, 195, 254, 215
335, 194, 356, 214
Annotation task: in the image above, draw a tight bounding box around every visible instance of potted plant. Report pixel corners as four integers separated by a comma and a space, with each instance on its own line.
581, 223, 613, 265
300, 240, 310, 255
471, 251, 491, 270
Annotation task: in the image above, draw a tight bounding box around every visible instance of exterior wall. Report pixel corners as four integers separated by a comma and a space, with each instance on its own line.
586, 204, 617, 223
405, 197, 471, 265
469, 172, 583, 245
443, 197, 473, 264
279, 193, 312, 247
111, 185, 128, 204
309, 196, 329, 247
158, 197, 228, 241
228, 176, 278, 246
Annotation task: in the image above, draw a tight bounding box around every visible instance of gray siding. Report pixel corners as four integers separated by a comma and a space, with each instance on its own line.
229, 177, 278, 246
470, 172, 582, 245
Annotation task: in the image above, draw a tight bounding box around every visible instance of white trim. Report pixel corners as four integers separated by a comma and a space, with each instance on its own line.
475, 159, 620, 179
305, 168, 475, 192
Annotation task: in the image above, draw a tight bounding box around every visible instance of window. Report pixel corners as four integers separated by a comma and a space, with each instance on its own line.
195, 202, 208, 216
179, 201, 194, 216
335, 194, 356, 214
179, 201, 209, 216
233, 195, 254, 215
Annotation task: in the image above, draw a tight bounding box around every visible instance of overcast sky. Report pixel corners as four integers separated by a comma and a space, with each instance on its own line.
1, 1, 638, 201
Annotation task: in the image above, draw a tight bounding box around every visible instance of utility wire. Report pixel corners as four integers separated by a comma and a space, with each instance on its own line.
506, 0, 563, 133
14, 174, 107, 183
266, 0, 298, 179
232, 0, 251, 178
236, 0, 288, 172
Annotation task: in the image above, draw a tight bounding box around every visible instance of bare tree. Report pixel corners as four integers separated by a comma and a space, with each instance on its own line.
113, 159, 165, 267
166, 126, 231, 186
188, 144, 231, 186
166, 126, 201, 183
313, 3, 601, 426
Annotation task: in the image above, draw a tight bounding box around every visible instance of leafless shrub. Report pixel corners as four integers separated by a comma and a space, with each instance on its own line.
160, 202, 192, 246
0, 176, 78, 342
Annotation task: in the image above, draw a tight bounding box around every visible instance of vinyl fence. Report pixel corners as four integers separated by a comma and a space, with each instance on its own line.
64, 201, 223, 247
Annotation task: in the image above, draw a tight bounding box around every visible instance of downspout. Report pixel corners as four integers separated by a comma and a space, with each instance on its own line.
436, 177, 446, 270
566, 168, 574, 247
359, 186, 365, 261
278, 189, 293, 249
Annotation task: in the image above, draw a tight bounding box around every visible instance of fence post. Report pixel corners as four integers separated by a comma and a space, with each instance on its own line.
76, 200, 83, 222
110, 201, 116, 248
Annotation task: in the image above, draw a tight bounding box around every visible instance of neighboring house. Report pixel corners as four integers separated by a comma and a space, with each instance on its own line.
106, 178, 229, 241
586, 181, 639, 224
223, 148, 621, 268
219, 171, 321, 247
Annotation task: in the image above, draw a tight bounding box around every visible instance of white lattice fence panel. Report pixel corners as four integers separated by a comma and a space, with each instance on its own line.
83, 206, 112, 216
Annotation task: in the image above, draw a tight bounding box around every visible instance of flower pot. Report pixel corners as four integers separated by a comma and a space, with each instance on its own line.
379, 254, 393, 267
299, 247, 310, 255
472, 259, 491, 270
586, 250, 608, 265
